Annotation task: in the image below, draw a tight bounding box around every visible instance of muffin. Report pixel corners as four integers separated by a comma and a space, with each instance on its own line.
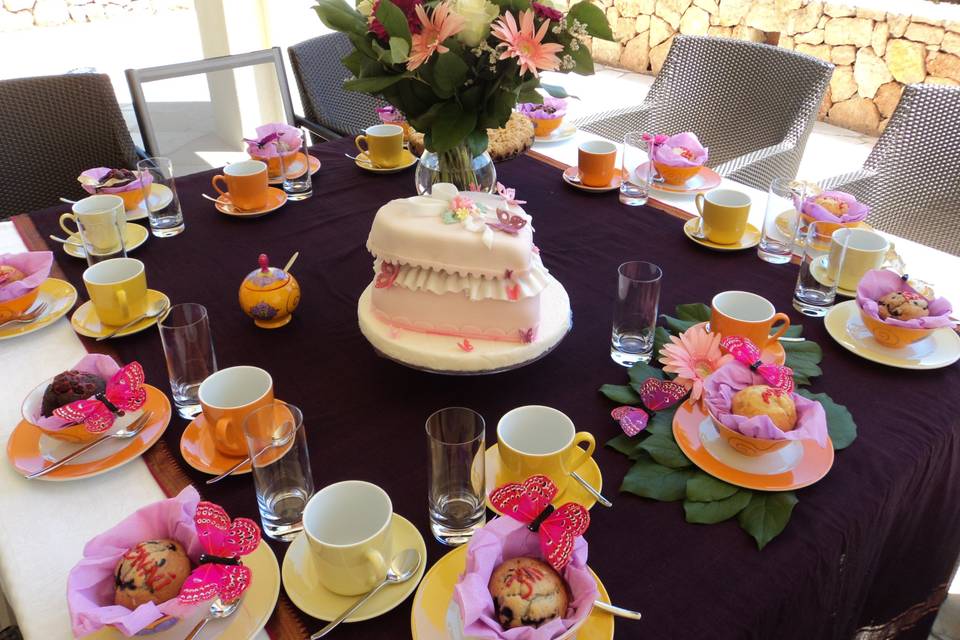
114, 540, 192, 609
731, 385, 798, 432
41, 370, 107, 417
0, 265, 26, 285
877, 291, 929, 321
488, 557, 569, 629
810, 194, 849, 217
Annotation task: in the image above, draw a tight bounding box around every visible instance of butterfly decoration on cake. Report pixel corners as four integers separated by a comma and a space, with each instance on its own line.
178, 502, 260, 604
496, 183, 526, 206
375, 262, 399, 289
52, 362, 147, 433
611, 377, 688, 436
489, 475, 589, 571
487, 209, 528, 235
720, 336, 795, 393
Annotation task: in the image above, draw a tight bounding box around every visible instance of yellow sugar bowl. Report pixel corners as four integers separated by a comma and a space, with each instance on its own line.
239, 253, 300, 329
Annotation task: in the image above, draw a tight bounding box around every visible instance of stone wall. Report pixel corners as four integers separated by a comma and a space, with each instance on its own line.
0, 0, 190, 31
590, 0, 960, 136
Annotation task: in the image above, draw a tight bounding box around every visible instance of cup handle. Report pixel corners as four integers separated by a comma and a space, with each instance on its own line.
355, 135, 369, 156
114, 289, 129, 321
59, 213, 79, 237
215, 417, 241, 453
768, 313, 791, 344
694, 193, 705, 215
568, 431, 596, 472
364, 548, 387, 586
211, 175, 229, 198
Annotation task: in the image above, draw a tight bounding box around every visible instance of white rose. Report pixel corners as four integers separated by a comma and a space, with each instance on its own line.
453, 0, 499, 47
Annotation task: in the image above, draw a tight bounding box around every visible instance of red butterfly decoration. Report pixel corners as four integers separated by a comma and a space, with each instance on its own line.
375, 262, 399, 289
487, 209, 528, 235
720, 336, 795, 393
178, 502, 260, 604
610, 377, 687, 436
52, 362, 147, 433
518, 327, 536, 343
488, 475, 589, 572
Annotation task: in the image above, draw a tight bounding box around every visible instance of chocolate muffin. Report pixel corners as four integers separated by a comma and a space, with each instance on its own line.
488, 557, 569, 629
114, 539, 192, 609
40, 370, 106, 416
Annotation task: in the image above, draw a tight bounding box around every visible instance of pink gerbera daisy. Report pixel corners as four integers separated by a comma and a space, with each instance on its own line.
491, 10, 563, 77
406, 2, 465, 71
658, 324, 732, 402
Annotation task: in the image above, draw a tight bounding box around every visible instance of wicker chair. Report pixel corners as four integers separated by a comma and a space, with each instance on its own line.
818, 84, 960, 256
0, 73, 139, 219
288, 32, 386, 140
576, 35, 833, 190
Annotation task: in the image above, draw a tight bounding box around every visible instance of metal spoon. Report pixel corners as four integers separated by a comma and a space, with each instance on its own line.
48, 234, 84, 247
593, 600, 642, 620
183, 596, 243, 640
206, 422, 293, 484
344, 153, 382, 168
570, 471, 612, 507
96, 298, 169, 341
59, 197, 77, 204
201, 192, 240, 213
311, 549, 422, 639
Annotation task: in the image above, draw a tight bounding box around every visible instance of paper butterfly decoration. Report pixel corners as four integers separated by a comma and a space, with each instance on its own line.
610, 377, 688, 436
487, 209, 528, 235
720, 335, 795, 393
179, 502, 260, 604
52, 362, 147, 433
496, 183, 526, 206
489, 475, 589, 572
375, 262, 399, 289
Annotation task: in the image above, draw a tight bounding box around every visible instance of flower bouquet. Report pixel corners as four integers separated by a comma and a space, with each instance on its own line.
313, 0, 613, 190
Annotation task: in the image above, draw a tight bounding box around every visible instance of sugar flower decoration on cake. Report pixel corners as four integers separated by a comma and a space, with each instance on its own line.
407, 2, 465, 70
799, 191, 870, 224
446, 195, 479, 222
491, 9, 563, 77
659, 324, 732, 402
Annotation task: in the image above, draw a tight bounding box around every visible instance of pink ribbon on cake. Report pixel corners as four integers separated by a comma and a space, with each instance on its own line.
651, 132, 708, 167
22, 353, 121, 431
0, 251, 52, 302
856, 269, 954, 329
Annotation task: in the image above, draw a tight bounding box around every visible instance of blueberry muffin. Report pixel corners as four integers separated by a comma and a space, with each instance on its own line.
877, 291, 929, 321
114, 539, 192, 609
40, 370, 106, 417
488, 557, 569, 629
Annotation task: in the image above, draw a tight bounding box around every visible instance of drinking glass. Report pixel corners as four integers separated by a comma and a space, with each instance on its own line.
620, 132, 654, 206
794, 221, 848, 316
137, 157, 185, 237
758, 177, 805, 264
71, 204, 127, 266
277, 127, 313, 201
425, 407, 486, 547
244, 401, 314, 541
611, 261, 662, 366
158, 303, 216, 419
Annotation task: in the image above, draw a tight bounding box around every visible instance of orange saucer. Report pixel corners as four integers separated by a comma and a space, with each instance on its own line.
215, 187, 287, 218
673, 399, 834, 491
6, 385, 171, 481
180, 413, 251, 476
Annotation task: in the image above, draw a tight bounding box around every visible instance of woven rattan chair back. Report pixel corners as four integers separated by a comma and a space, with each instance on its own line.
0, 73, 138, 219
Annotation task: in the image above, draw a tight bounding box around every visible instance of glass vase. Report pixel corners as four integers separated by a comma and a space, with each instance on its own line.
415, 143, 496, 195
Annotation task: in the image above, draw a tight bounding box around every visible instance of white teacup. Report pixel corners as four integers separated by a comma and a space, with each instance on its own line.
827, 228, 889, 291
303, 481, 393, 596
61, 194, 126, 254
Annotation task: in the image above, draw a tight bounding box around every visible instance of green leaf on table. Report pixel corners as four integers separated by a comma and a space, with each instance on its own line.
606, 433, 646, 459
684, 490, 752, 524
783, 324, 804, 338
567, 1, 614, 40
313, 0, 368, 36
662, 303, 711, 334
652, 326, 672, 363
344, 74, 407, 93
782, 339, 822, 386
627, 362, 665, 385
430, 101, 477, 153
599, 384, 641, 405
796, 389, 857, 450
621, 458, 692, 501
374, 0, 412, 42
638, 432, 691, 468
540, 83, 575, 99
737, 491, 798, 550
433, 51, 469, 98
388, 37, 410, 64
645, 408, 675, 437
686, 471, 739, 501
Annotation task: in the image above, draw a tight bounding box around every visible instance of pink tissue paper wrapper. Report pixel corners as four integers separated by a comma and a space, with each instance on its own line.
453, 517, 597, 640
246, 122, 302, 158
67, 486, 207, 638
856, 269, 954, 329
0, 251, 52, 302
799, 191, 869, 224
703, 361, 829, 447
652, 132, 708, 167
79, 168, 153, 195
377, 106, 406, 123
517, 98, 567, 120
23, 353, 120, 431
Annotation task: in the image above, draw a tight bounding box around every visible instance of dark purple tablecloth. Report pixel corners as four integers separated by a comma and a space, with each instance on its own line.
25, 137, 960, 640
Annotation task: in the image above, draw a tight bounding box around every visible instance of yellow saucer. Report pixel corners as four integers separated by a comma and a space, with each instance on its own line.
282, 514, 427, 622
355, 149, 418, 173
810, 255, 856, 297
683, 217, 761, 251
484, 443, 604, 512
63, 223, 149, 259
71, 289, 170, 339
0, 278, 77, 341
410, 544, 614, 640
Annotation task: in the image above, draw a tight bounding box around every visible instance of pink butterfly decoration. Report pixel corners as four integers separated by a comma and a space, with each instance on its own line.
457, 338, 474, 352
507, 283, 520, 301
178, 502, 260, 604
518, 327, 536, 343
610, 377, 687, 436
496, 183, 526, 206
720, 336, 795, 393
488, 475, 589, 572
375, 262, 399, 289
53, 362, 147, 433
487, 209, 528, 235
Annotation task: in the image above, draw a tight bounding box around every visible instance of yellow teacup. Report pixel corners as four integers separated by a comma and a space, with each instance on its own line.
710, 290, 790, 348
82, 257, 148, 327
695, 190, 751, 245
827, 228, 889, 291
355, 124, 404, 168
303, 481, 393, 596
62, 195, 127, 256
198, 366, 273, 458
497, 405, 596, 495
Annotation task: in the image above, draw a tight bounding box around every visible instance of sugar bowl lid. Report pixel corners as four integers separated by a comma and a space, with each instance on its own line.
243, 254, 289, 292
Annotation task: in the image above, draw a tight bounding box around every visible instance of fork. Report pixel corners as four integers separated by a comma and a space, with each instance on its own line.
0, 302, 48, 329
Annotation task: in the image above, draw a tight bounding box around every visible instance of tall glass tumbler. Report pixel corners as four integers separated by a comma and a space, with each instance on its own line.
794, 221, 848, 317
67, 195, 128, 265
158, 303, 217, 419
611, 261, 663, 366
620, 132, 654, 206
758, 177, 805, 264
426, 407, 486, 547
244, 401, 314, 541
137, 157, 185, 237
277, 127, 314, 201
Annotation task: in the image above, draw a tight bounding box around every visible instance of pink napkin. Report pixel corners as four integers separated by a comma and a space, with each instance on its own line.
0, 251, 52, 302
245, 123, 302, 158
78, 168, 153, 195
799, 191, 869, 224
517, 98, 567, 120
856, 269, 954, 329
703, 362, 828, 447
377, 106, 406, 123
651, 132, 708, 167
67, 486, 207, 637
453, 517, 597, 640
22, 353, 120, 430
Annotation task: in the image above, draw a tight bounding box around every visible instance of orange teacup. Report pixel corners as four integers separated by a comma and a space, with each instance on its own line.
212, 160, 269, 211
577, 140, 617, 187
710, 290, 790, 348
198, 366, 273, 457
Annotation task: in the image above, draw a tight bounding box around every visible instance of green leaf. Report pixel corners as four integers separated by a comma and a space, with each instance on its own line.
737, 492, 798, 550
478, 89, 515, 130
606, 433, 645, 459
599, 384, 641, 405
783, 324, 804, 338
645, 409, 675, 437
430, 101, 477, 153
638, 433, 691, 469
686, 471, 739, 501
517, 88, 544, 104
795, 390, 857, 450
540, 83, 574, 99
489, 0, 531, 12
621, 458, 692, 501
662, 303, 711, 334
567, 0, 614, 40
344, 74, 406, 93
465, 130, 488, 158
567, 40, 594, 75
374, 0, 411, 42
684, 490, 752, 524
388, 37, 410, 64
782, 340, 823, 386
433, 51, 469, 99
652, 326, 672, 361
313, 0, 368, 35
627, 362, 664, 385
